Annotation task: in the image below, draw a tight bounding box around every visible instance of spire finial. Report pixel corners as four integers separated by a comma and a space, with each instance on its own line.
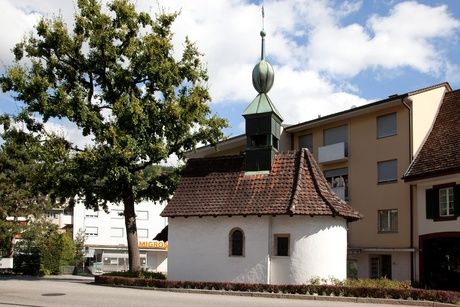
260, 5, 265, 60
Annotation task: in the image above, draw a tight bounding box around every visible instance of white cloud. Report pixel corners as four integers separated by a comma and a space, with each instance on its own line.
445, 61, 460, 85
2, 0, 460, 134
306, 1, 460, 77
270, 66, 370, 125
43, 120, 94, 149
0, 1, 40, 65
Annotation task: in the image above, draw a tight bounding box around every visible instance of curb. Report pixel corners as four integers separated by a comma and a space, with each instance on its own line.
92, 282, 457, 307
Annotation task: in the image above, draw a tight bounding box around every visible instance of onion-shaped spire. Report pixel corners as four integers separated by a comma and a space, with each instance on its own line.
252, 29, 274, 94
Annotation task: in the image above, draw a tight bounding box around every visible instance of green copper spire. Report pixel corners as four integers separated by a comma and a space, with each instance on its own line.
243, 6, 283, 172
245, 7, 281, 119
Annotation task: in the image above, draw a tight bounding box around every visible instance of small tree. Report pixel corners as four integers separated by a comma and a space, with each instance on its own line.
1, 0, 227, 271
73, 230, 86, 272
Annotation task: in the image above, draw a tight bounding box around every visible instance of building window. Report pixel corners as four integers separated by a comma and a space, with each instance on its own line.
136, 211, 149, 221
324, 168, 348, 200
110, 227, 124, 237
85, 227, 98, 236
138, 228, 149, 238
439, 187, 454, 217
46, 211, 59, 219
377, 113, 397, 138
250, 134, 268, 147
272, 135, 279, 150
426, 184, 459, 220
378, 209, 398, 233
298, 133, 313, 151
324, 125, 347, 146
377, 160, 397, 183
85, 210, 98, 218
274, 234, 290, 256
369, 255, 392, 279
347, 259, 358, 279
111, 209, 123, 219
229, 228, 244, 257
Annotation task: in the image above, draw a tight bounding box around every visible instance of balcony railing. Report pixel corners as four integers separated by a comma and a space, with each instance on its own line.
318, 142, 348, 164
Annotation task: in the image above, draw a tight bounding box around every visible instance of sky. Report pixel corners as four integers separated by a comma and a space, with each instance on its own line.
1, 0, 460, 146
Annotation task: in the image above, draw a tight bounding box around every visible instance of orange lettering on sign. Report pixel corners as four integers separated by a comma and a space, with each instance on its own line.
138, 241, 168, 250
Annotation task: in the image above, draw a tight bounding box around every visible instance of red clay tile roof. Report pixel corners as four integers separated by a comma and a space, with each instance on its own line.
404, 89, 460, 181
161, 149, 361, 221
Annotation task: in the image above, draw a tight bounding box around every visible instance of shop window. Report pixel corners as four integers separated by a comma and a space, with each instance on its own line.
229, 228, 244, 257
377, 160, 397, 183
324, 168, 348, 200
377, 113, 397, 138
85, 226, 98, 236
378, 209, 398, 233
426, 184, 460, 220
298, 133, 313, 151
370, 255, 392, 279
274, 234, 290, 256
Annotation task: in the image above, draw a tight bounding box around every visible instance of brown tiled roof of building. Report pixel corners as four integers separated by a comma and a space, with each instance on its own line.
162, 149, 361, 221
404, 89, 460, 181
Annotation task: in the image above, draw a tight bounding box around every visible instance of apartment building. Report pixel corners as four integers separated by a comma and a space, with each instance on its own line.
188, 82, 452, 282
72, 201, 168, 274
43, 201, 168, 274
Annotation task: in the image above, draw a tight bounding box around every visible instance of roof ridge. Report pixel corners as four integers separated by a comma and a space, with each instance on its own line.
303, 149, 338, 217
408, 82, 452, 96
287, 150, 303, 214
188, 154, 243, 162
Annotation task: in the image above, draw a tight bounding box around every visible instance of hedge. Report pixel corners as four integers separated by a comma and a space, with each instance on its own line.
94, 276, 460, 304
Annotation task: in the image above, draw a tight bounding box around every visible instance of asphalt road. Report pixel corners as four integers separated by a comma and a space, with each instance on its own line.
0, 277, 426, 307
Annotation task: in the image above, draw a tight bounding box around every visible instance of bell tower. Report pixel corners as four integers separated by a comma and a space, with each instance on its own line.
243, 8, 283, 172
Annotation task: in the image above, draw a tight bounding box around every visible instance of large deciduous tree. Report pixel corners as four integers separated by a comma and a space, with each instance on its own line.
1, 0, 227, 271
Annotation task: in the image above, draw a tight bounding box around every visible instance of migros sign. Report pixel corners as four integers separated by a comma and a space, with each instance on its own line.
138, 241, 168, 250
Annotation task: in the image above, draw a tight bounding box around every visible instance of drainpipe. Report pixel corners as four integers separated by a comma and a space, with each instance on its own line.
267, 215, 273, 284
401, 97, 414, 283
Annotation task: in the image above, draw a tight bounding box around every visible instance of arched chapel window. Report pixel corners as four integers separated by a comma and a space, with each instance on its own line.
229, 228, 244, 256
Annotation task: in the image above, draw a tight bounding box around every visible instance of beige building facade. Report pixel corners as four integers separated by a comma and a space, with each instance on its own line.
189, 82, 452, 282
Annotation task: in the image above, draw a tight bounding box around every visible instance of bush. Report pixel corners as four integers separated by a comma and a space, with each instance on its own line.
94, 276, 460, 304
102, 270, 166, 280
13, 222, 77, 276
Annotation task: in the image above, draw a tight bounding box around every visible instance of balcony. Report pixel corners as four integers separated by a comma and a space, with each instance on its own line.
318, 142, 348, 164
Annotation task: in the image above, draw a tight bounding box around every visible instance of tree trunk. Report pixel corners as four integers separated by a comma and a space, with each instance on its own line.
123, 191, 141, 272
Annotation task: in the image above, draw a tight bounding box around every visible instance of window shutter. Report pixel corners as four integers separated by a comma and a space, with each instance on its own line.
426, 189, 435, 219
454, 185, 460, 217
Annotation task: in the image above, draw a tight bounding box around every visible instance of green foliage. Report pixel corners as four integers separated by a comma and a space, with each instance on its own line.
1, 0, 227, 272
341, 278, 412, 289
103, 270, 166, 280
94, 276, 460, 304
13, 221, 77, 275
73, 230, 86, 270
0, 115, 68, 257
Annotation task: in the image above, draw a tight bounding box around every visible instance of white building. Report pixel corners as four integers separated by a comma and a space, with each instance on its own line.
161, 29, 361, 284
72, 201, 168, 274
404, 89, 460, 290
